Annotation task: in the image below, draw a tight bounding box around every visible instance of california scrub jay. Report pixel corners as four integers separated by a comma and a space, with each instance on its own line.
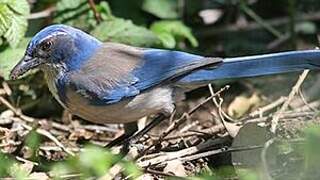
9, 24, 320, 146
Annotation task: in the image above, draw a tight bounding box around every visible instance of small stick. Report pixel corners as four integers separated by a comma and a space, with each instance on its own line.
144, 86, 230, 153
21, 123, 75, 156
260, 138, 275, 180
168, 145, 262, 164
27, 7, 56, 19
16, 156, 39, 166
145, 168, 177, 177
248, 96, 287, 117
270, 70, 309, 133
87, 0, 102, 23
137, 136, 229, 167
208, 84, 233, 122
0, 96, 34, 123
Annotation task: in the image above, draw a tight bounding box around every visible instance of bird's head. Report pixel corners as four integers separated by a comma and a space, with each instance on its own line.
10, 24, 102, 80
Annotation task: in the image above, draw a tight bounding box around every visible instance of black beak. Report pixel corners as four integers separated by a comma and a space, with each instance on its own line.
9, 55, 41, 80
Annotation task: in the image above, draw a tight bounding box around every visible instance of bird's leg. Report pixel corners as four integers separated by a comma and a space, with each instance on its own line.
126, 114, 167, 145
106, 114, 167, 148
105, 122, 138, 148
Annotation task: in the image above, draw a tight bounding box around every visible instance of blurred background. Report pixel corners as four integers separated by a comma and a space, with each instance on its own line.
1, 0, 320, 179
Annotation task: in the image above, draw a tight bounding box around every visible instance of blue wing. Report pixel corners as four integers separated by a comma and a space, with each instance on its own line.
67, 43, 221, 105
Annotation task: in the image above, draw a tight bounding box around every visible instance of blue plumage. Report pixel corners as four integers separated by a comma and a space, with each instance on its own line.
179, 50, 320, 84
9, 24, 320, 125
68, 45, 219, 105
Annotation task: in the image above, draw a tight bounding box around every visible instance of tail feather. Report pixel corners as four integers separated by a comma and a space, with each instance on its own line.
178, 50, 320, 85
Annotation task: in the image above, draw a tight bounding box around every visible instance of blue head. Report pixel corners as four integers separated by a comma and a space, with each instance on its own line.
10, 24, 102, 79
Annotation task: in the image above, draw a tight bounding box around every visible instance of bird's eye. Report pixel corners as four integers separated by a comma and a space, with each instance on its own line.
41, 41, 53, 51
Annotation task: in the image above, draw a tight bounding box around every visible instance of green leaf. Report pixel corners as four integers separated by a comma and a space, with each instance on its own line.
78, 146, 117, 176
150, 20, 198, 48
0, 152, 15, 176
142, 0, 179, 19
121, 161, 142, 179
55, 0, 158, 47
295, 22, 317, 34
54, 0, 91, 30
55, 0, 113, 31
0, 0, 29, 47
303, 127, 320, 167
0, 38, 30, 79
0, 48, 25, 79
6, 0, 29, 15
157, 33, 176, 49
92, 18, 159, 47
9, 163, 30, 180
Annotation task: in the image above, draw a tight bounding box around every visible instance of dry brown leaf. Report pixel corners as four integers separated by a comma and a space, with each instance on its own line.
224, 122, 241, 138
163, 159, 186, 177
68, 128, 94, 141
29, 172, 49, 180
228, 93, 262, 118
137, 173, 155, 180
199, 9, 223, 25
0, 127, 10, 139
20, 161, 34, 175
0, 109, 14, 119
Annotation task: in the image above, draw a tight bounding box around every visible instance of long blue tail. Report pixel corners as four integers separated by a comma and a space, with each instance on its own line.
178, 50, 320, 85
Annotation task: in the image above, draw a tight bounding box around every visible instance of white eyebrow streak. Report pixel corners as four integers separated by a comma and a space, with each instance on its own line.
40, 31, 68, 43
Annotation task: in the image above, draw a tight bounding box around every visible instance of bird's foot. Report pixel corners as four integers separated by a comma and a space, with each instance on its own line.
121, 135, 146, 153
106, 114, 167, 151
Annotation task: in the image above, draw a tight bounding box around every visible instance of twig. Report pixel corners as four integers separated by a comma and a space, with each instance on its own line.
270, 70, 310, 133
87, 0, 102, 23
98, 164, 123, 179
82, 124, 118, 133
16, 156, 39, 166
145, 168, 177, 177
244, 110, 315, 124
145, 86, 230, 153
201, 123, 226, 135
261, 138, 275, 180
298, 90, 319, 112
137, 136, 229, 167
0, 96, 34, 123
56, 173, 83, 179
27, 7, 56, 19
21, 123, 75, 156
0, 95, 75, 156
149, 123, 226, 141
197, 12, 320, 37
267, 33, 291, 50
189, 85, 230, 115
240, 0, 283, 38
149, 131, 202, 140
40, 146, 80, 152
51, 121, 71, 132
138, 137, 262, 168
208, 84, 234, 122
169, 145, 262, 164
2, 82, 12, 96
248, 96, 287, 118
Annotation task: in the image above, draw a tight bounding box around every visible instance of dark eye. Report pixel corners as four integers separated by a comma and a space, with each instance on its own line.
41, 41, 53, 51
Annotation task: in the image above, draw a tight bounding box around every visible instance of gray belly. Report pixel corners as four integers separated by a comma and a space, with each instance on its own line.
43, 68, 176, 124
64, 86, 175, 124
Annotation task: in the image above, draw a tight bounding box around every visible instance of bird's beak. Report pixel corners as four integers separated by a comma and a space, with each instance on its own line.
9, 55, 41, 80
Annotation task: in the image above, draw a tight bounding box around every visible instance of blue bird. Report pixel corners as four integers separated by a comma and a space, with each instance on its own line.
9, 24, 320, 146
